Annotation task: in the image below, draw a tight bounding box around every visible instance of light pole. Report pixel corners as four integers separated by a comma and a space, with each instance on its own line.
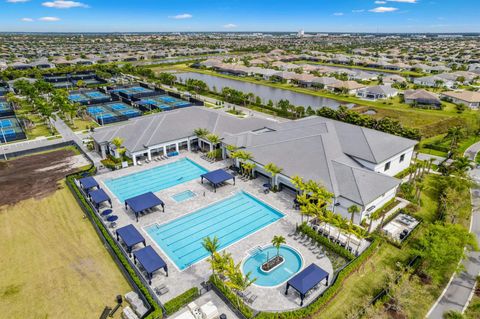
0, 126, 8, 160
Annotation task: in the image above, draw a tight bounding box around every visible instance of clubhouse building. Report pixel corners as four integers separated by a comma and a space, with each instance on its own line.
92, 107, 417, 224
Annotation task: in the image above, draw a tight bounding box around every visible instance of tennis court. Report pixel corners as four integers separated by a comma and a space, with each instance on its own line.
87, 102, 142, 124
69, 91, 110, 104
139, 94, 192, 111
0, 117, 25, 142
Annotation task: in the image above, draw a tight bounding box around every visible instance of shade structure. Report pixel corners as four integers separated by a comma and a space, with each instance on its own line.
285, 263, 329, 306
133, 245, 168, 284
89, 188, 112, 208
79, 176, 99, 191
200, 169, 235, 192
125, 192, 165, 222
116, 224, 146, 256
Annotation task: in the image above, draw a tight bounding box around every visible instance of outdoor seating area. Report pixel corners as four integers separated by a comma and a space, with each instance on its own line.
116, 224, 146, 256
133, 245, 168, 284
173, 301, 220, 319
383, 213, 419, 242
285, 263, 329, 306
124, 192, 165, 222
200, 169, 235, 192
308, 220, 365, 255
289, 229, 327, 259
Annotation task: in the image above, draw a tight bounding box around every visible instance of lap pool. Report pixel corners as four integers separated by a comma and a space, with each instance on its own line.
105, 158, 207, 202
145, 191, 284, 270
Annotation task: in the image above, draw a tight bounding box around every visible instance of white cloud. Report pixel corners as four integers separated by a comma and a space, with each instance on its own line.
223, 23, 237, 29
38, 16, 60, 21
20, 17, 33, 22
42, 0, 88, 9
375, 1, 387, 3
369, 6, 399, 13
169, 13, 192, 19
6, 0, 30, 2
352, 9, 365, 13
333, 12, 344, 16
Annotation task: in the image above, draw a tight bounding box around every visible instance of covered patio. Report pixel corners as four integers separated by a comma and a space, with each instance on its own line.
116, 224, 146, 257
200, 169, 235, 192
133, 245, 168, 284
88, 188, 112, 209
125, 192, 165, 222
285, 263, 329, 306
79, 176, 99, 192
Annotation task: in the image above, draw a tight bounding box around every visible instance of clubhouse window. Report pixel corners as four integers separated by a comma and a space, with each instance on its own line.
399, 154, 405, 163
384, 161, 391, 171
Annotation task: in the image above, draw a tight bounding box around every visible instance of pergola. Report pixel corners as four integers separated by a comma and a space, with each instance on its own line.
125, 192, 165, 222
285, 263, 329, 306
133, 245, 168, 284
116, 224, 146, 257
200, 169, 235, 192
88, 188, 112, 209
79, 176, 99, 192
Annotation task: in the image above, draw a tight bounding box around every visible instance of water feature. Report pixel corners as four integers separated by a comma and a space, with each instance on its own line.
176, 72, 351, 110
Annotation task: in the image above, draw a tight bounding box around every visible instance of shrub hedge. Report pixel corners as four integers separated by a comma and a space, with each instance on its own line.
164, 287, 200, 315
255, 237, 380, 319
298, 223, 355, 261
209, 275, 255, 319
66, 171, 162, 319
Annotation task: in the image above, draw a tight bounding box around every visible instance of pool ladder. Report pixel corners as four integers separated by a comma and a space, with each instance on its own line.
248, 246, 263, 255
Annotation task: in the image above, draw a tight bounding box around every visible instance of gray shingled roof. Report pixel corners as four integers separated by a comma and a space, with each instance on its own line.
93, 107, 416, 205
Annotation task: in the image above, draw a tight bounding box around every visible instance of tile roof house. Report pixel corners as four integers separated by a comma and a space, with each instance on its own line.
440, 91, 480, 109
356, 85, 398, 100
403, 89, 441, 108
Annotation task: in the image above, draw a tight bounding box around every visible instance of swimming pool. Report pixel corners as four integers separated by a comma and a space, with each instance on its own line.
145, 191, 284, 270
105, 158, 208, 202
172, 190, 196, 203
242, 245, 303, 287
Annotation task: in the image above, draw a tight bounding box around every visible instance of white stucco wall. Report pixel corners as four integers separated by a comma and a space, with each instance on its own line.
353, 147, 414, 177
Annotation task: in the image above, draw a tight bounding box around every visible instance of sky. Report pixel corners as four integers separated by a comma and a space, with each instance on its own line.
0, 0, 479, 33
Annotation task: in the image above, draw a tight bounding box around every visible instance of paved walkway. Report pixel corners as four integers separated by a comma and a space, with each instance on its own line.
427, 142, 480, 318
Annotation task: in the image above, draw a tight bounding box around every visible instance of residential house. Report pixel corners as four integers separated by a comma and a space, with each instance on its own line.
440, 91, 480, 109
403, 89, 441, 108
356, 85, 398, 100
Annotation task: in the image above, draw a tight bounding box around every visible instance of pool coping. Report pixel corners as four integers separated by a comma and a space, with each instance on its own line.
142, 189, 286, 272
240, 243, 305, 289
103, 157, 209, 204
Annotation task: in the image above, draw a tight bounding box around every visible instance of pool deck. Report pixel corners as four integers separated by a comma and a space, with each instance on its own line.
94, 152, 366, 312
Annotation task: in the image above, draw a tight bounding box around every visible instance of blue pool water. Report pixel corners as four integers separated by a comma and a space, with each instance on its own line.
172, 190, 196, 203
105, 158, 208, 202
145, 191, 284, 270
243, 246, 303, 287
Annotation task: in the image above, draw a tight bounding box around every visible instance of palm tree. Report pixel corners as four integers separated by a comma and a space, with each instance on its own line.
225, 260, 257, 308
205, 133, 221, 152
194, 128, 210, 139
348, 205, 360, 223
264, 162, 283, 190
242, 162, 256, 179
271, 235, 286, 257
202, 236, 220, 275
231, 150, 253, 174
451, 156, 474, 176
111, 136, 124, 158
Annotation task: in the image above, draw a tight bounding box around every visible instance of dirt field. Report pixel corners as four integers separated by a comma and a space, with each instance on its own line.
0, 149, 131, 318
0, 149, 89, 206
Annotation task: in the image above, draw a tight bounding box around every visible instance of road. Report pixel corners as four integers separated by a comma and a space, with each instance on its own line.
427, 142, 480, 318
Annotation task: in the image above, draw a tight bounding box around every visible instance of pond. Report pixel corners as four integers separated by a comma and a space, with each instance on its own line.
176, 72, 352, 110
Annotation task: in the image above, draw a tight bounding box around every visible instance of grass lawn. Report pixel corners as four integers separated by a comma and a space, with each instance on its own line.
24, 113, 52, 139
318, 174, 469, 318
0, 183, 131, 319
70, 117, 98, 132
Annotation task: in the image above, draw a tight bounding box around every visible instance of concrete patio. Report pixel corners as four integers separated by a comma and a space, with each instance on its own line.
92, 152, 336, 312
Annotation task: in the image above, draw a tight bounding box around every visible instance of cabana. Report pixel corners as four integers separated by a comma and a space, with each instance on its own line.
200, 169, 235, 192
125, 192, 165, 222
88, 188, 112, 209
133, 245, 168, 284
285, 263, 329, 306
79, 176, 99, 192
116, 224, 146, 257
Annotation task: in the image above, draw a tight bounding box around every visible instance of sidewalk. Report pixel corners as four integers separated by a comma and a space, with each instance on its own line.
427, 142, 480, 318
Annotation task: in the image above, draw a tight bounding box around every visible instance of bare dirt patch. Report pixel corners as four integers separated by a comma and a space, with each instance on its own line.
0, 149, 87, 206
